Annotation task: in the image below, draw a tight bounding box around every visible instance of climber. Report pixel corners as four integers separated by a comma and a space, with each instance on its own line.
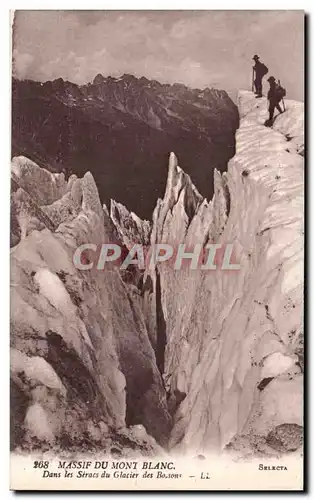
267, 76, 284, 124
252, 55, 268, 98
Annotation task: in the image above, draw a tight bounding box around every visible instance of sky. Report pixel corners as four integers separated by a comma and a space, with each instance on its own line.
12, 10, 304, 101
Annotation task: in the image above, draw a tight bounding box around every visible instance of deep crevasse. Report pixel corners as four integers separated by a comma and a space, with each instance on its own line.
10, 90, 304, 459
145, 91, 304, 456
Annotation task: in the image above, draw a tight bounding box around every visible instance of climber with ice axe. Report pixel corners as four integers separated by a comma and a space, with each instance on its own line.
265, 76, 285, 126
252, 55, 269, 98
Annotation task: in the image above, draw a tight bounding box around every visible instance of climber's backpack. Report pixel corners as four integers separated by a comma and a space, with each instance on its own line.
259, 63, 269, 76
276, 81, 287, 100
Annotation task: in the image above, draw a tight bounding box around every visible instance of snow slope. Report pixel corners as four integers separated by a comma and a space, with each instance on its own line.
144, 91, 304, 456
10, 90, 304, 459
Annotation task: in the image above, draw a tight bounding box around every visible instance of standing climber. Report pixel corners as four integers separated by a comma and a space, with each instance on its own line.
267, 76, 284, 123
252, 55, 268, 98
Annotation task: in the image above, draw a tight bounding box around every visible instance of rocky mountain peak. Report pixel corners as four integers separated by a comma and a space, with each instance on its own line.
121, 73, 137, 82
93, 73, 106, 85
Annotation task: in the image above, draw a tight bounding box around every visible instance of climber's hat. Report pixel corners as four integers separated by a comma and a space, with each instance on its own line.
252, 55, 259, 61
267, 76, 276, 82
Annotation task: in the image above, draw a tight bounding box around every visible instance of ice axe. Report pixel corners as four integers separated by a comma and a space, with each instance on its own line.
282, 97, 286, 112
278, 79, 286, 112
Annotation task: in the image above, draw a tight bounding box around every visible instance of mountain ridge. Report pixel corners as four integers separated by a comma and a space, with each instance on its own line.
12, 73, 238, 219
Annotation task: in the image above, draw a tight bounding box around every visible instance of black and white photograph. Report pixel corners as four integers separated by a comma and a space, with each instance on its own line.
9, 9, 304, 491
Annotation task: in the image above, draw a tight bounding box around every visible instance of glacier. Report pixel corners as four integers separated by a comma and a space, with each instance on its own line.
10, 91, 304, 458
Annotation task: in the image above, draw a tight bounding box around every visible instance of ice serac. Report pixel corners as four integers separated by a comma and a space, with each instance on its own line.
10, 157, 171, 455
145, 91, 304, 456
110, 199, 151, 249
10, 90, 304, 459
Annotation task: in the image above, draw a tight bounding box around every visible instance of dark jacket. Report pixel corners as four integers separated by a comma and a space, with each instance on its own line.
267, 82, 280, 103
253, 61, 265, 77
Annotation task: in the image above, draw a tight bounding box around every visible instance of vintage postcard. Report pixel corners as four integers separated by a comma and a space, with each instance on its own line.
10, 10, 304, 491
